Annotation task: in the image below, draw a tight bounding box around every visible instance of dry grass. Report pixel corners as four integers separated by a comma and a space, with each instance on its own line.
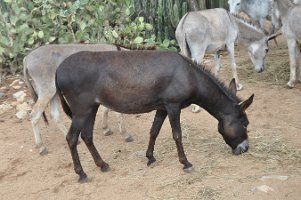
237, 58, 291, 85
248, 129, 301, 164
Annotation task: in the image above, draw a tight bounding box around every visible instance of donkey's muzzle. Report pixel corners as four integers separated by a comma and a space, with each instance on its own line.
232, 139, 249, 155
255, 67, 264, 73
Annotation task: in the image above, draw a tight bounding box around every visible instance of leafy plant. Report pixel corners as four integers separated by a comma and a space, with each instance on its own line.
0, 0, 178, 75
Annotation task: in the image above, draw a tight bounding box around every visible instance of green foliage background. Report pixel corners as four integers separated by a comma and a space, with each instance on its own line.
0, 0, 175, 74
0, 0, 227, 74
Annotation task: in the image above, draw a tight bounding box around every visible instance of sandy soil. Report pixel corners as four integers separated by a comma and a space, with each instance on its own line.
0, 36, 300, 200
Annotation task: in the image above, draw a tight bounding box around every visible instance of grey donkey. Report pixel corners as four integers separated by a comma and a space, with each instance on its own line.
23, 44, 133, 155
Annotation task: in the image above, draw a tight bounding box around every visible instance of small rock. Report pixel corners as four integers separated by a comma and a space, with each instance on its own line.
260, 175, 289, 181
0, 86, 7, 90
251, 185, 274, 193
13, 91, 26, 102
16, 110, 28, 119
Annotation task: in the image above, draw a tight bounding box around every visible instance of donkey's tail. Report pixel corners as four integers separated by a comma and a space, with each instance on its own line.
175, 12, 191, 57
23, 56, 48, 124
55, 72, 72, 119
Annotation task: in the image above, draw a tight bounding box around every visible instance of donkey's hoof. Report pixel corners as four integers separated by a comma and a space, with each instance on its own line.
286, 81, 294, 89
236, 84, 243, 91
147, 161, 157, 168
103, 128, 113, 136
124, 134, 134, 142
78, 174, 89, 183
183, 166, 194, 173
39, 146, 48, 156
101, 163, 110, 172
147, 158, 157, 168
191, 105, 201, 113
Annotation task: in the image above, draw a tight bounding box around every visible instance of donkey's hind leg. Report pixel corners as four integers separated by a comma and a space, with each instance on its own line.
81, 106, 110, 175
114, 111, 133, 142
190, 45, 206, 113
66, 116, 87, 183
30, 95, 52, 155
146, 110, 167, 167
50, 93, 68, 135
102, 107, 113, 136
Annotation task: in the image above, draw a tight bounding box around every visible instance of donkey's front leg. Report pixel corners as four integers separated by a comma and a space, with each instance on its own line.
295, 43, 301, 84
287, 39, 297, 88
166, 105, 193, 172
146, 110, 167, 167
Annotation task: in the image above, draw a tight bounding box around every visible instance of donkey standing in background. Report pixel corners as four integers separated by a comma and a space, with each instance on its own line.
272, 0, 301, 88
176, 8, 278, 112
228, 0, 277, 33
23, 44, 133, 155
55, 50, 254, 182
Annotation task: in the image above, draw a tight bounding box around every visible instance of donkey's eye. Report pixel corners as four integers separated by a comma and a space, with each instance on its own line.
265, 48, 269, 53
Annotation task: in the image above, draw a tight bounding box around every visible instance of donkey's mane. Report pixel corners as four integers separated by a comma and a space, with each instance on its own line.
179, 54, 242, 103
230, 13, 266, 34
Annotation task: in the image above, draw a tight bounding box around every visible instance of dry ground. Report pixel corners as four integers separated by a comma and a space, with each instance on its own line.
0, 36, 300, 200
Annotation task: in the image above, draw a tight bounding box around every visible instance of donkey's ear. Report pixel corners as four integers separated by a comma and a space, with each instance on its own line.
229, 78, 237, 95
239, 94, 254, 111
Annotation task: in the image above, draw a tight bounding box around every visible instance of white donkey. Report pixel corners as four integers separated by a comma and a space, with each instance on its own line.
23, 44, 133, 155
272, 0, 301, 88
228, 0, 275, 32
176, 8, 279, 112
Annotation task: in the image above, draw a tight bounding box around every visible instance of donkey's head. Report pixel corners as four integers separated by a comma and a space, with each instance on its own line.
218, 79, 254, 155
247, 33, 281, 73
228, 0, 242, 14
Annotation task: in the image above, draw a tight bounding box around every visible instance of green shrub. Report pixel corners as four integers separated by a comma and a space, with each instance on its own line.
0, 0, 177, 74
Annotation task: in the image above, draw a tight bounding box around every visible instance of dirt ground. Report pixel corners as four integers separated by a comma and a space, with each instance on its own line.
0, 36, 300, 200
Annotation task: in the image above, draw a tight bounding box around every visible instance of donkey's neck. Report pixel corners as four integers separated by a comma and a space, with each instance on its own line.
232, 15, 266, 45
193, 70, 238, 121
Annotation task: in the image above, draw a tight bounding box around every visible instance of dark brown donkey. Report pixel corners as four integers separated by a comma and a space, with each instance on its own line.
55, 51, 254, 182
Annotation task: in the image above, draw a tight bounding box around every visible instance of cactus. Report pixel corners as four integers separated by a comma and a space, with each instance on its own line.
181, 2, 188, 16
133, 0, 228, 42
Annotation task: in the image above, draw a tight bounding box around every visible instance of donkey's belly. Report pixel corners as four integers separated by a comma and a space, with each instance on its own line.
206, 43, 225, 53
95, 91, 164, 114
